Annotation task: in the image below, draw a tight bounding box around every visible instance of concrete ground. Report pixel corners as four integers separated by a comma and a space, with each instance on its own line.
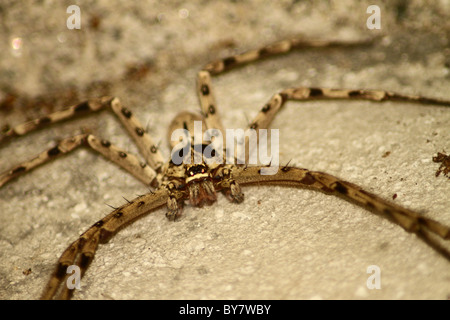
0, 0, 449, 300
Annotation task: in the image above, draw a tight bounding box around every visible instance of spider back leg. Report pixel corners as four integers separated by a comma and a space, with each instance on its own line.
0, 97, 110, 145
0, 97, 165, 172
0, 134, 157, 188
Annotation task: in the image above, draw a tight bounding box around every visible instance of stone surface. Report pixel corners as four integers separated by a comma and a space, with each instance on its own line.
0, 1, 449, 300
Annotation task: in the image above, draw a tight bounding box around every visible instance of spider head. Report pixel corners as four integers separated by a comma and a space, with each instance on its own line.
185, 164, 217, 207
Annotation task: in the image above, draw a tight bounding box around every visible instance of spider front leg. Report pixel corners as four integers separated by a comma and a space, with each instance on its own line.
196, 38, 374, 150
199, 37, 449, 163
109, 97, 165, 171
41, 189, 169, 300
0, 133, 157, 187
234, 166, 450, 260
203, 38, 375, 75
197, 71, 225, 134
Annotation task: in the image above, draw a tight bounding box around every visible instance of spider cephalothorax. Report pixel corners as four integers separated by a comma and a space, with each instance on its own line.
164, 137, 242, 219
164, 111, 226, 214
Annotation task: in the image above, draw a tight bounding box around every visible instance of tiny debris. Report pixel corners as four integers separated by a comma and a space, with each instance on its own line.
0, 91, 17, 113
392, 193, 397, 200
382, 151, 391, 158
433, 152, 450, 179
23, 268, 32, 276
124, 61, 153, 81
89, 14, 102, 30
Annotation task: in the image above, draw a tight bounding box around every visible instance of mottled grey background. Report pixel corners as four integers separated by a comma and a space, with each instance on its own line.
0, 0, 449, 299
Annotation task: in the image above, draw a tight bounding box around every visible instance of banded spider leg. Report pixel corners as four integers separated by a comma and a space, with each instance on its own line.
197, 36, 450, 256
0, 97, 165, 187
0, 95, 174, 299
198, 38, 450, 161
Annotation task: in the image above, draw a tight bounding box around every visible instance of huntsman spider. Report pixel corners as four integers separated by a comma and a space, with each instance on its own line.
1, 38, 449, 299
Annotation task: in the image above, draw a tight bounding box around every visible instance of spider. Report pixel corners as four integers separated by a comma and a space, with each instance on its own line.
1, 38, 449, 300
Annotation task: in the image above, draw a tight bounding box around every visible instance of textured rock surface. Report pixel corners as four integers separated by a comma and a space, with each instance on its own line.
0, 1, 449, 299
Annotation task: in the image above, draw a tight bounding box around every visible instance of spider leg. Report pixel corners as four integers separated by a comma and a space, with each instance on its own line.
199, 37, 449, 163
198, 38, 375, 162
197, 38, 373, 148
109, 97, 165, 171
0, 134, 157, 187
203, 38, 375, 75
249, 86, 450, 131
164, 180, 187, 221
199, 37, 371, 121
1, 97, 165, 171
240, 87, 450, 162
197, 70, 225, 134
40, 188, 169, 300
213, 165, 244, 203
232, 165, 450, 260
0, 97, 111, 144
